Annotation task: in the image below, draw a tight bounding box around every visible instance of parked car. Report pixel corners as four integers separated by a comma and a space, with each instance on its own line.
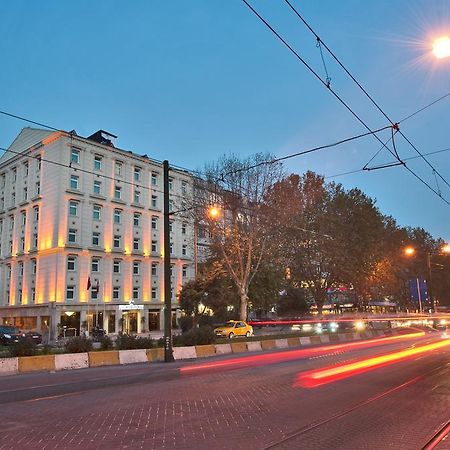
214, 320, 253, 339
25, 331, 43, 344
0, 326, 25, 345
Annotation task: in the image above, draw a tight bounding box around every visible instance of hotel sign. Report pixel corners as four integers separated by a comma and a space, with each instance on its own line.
119, 304, 144, 311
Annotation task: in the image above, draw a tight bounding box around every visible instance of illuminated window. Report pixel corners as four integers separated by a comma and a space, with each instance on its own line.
94, 155, 102, 170
151, 240, 157, 253
151, 195, 157, 208
68, 229, 77, 243
115, 161, 123, 177
69, 201, 78, 216
133, 261, 140, 275
91, 258, 100, 272
151, 263, 158, 276
168, 178, 173, 191
182, 244, 187, 256
71, 149, 80, 164
113, 209, 122, 224
34, 207, 39, 222
66, 286, 75, 300
113, 260, 121, 273
113, 235, 121, 248
93, 180, 101, 194
67, 256, 76, 271
151, 172, 158, 186
133, 287, 139, 300
151, 216, 158, 230
181, 223, 187, 235
133, 213, 141, 227
133, 190, 140, 204
31, 259, 36, 275
114, 186, 122, 200
182, 265, 188, 277
70, 175, 79, 190
93, 204, 101, 221
133, 238, 140, 251
113, 286, 120, 300
151, 287, 157, 300
92, 231, 100, 246
134, 167, 141, 181
21, 211, 26, 226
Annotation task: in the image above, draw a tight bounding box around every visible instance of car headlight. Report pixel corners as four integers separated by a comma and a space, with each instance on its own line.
4, 334, 11, 338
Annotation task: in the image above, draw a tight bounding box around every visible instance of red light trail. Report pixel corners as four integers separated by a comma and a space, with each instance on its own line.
295, 338, 450, 388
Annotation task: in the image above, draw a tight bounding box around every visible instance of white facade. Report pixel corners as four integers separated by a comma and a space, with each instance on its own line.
0, 128, 195, 339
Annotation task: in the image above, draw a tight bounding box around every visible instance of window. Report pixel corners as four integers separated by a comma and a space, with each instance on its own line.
11, 192, 15, 206
133, 213, 141, 227
20, 236, 25, 252
115, 161, 123, 176
23, 162, 29, 177
151, 195, 157, 208
151, 287, 157, 300
34, 207, 39, 222
169, 220, 173, 233
94, 155, 102, 170
66, 286, 75, 300
113, 208, 122, 224
31, 287, 36, 303
133, 190, 140, 204
12, 168, 17, 182
113, 235, 121, 248
92, 232, 100, 246
151, 172, 158, 186
182, 265, 188, 277
69, 201, 78, 216
181, 181, 187, 194
68, 229, 77, 243
9, 215, 14, 230
71, 149, 80, 164
23, 187, 28, 201
6, 265, 11, 280
134, 167, 141, 181
133, 261, 140, 275
113, 286, 120, 300
32, 233, 38, 248
67, 256, 76, 271
170, 243, 174, 255
151, 263, 158, 276
114, 186, 122, 200
93, 204, 101, 220
21, 211, 26, 226
91, 258, 100, 272
35, 182, 40, 196
0, 197, 4, 210
168, 178, 173, 191
151, 240, 157, 253
91, 288, 98, 300
169, 199, 175, 212
31, 259, 36, 275
151, 216, 158, 230
0, 173, 5, 187
18, 262, 24, 277
133, 287, 139, 300
18, 289, 23, 304
93, 180, 101, 195
113, 260, 121, 273
37, 157, 41, 172
181, 223, 187, 235
70, 175, 79, 190
182, 244, 187, 256
133, 238, 140, 251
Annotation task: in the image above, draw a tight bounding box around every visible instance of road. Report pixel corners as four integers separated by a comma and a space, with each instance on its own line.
0, 333, 449, 450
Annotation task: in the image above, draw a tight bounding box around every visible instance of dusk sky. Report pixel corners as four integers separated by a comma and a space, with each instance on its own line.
1, 0, 450, 238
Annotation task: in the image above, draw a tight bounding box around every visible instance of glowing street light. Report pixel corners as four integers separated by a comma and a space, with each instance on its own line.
441, 243, 450, 254
432, 36, 450, 59
404, 246, 416, 256
207, 205, 221, 219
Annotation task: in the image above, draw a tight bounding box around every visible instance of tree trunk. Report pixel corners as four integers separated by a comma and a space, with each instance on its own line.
239, 289, 248, 321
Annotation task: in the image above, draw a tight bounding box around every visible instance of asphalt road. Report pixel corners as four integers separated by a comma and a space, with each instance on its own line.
0, 333, 449, 450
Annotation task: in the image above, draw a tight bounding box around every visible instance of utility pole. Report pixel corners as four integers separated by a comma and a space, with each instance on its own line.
163, 160, 174, 362
426, 252, 436, 314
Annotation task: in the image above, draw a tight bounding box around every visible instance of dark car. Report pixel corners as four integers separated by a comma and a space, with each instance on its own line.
25, 331, 43, 344
0, 326, 25, 345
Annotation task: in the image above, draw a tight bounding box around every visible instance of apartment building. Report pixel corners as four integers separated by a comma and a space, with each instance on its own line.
0, 127, 194, 339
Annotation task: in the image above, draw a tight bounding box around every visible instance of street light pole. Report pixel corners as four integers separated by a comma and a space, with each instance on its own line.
163, 160, 174, 362
426, 252, 436, 314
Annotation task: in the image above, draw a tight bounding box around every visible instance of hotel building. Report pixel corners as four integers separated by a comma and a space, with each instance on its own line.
0, 128, 194, 339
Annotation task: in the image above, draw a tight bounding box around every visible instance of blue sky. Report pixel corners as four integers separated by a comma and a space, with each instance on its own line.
1, 0, 450, 238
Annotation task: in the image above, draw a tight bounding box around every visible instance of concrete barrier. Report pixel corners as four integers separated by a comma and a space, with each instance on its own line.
287, 337, 300, 347
173, 346, 197, 360
195, 345, 216, 358
88, 351, 120, 367
119, 349, 148, 365
319, 334, 330, 343
147, 347, 164, 362
260, 339, 277, 350
309, 336, 322, 345
230, 342, 248, 353
18, 355, 55, 373
247, 341, 262, 352
55, 353, 89, 371
275, 339, 288, 349
215, 343, 232, 355
329, 333, 340, 342
300, 337, 312, 346
0, 357, 18, 375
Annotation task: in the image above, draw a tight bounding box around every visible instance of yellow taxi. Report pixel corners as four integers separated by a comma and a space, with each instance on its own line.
214, 320, 253, 339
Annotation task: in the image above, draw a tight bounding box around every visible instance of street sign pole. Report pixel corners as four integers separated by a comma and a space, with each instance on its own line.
163, 160, 174, 362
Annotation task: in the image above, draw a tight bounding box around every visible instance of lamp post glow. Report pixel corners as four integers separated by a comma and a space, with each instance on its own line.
433, 36, 450, 59
207, 205, 220, 219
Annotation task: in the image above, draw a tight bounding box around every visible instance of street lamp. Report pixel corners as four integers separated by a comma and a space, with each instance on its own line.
207, 205, 221, 219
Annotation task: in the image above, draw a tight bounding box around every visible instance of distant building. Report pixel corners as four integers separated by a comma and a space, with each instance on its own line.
0, 128, 195, 339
